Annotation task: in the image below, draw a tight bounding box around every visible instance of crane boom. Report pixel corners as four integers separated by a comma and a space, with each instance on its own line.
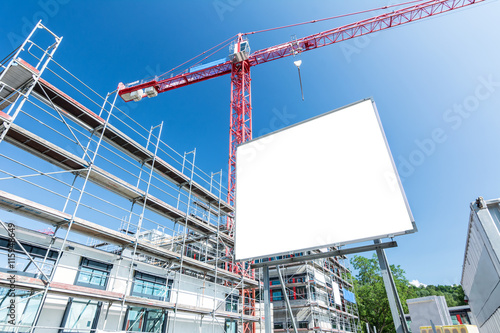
118, 0, 485, 100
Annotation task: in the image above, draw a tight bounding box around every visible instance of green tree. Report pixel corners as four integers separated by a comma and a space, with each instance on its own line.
351, 255, 417, 333
409, 284, 466, 307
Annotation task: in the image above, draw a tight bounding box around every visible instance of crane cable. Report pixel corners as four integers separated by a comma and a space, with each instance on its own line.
242, 0, 427, 36
155, 34, 238, 81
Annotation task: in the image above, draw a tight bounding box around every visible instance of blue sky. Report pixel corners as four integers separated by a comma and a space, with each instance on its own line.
1, 0, 500, 286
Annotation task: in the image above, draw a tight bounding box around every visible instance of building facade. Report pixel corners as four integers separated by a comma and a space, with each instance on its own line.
461, 197, 500, 333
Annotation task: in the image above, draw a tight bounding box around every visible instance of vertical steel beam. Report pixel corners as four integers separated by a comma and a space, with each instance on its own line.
374, 239, 408, 333
262, 266, 272, 333
171, 148, 196, 333
277, 266, 298, 333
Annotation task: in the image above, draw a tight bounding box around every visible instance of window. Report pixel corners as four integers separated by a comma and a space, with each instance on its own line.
0, 237, 58, 279
132, 272, 172, 301
60, 298, 101, 333
124, 307, 166, 333
225, 294, 239, 313
272, 290, 282, 301
75, 258, 112, 290
225, 319, 237, 333
285, 321, 308, 329
0, 288, 42, 332
460, 313, 471, 324
270, 278, 280, 285
298, 321, 309, 329
274, 322, 283, 329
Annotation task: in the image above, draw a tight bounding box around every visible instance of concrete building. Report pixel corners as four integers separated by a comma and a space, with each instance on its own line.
0, 23, 358, 333
461, 197, 500, 333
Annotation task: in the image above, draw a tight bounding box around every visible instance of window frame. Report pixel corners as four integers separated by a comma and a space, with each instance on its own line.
123, 306, 167, 333
74, 258, 113, 290
224, 318, 238, 333
0, 236, 58, 279
225, 294, 239, 313
131, 271, 172, 301
59, 297, 102, 333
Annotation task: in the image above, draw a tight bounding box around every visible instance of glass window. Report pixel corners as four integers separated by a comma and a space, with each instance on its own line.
225, 294, 238, 313
225, 319, 237, 333
132, 272, 172, 301
124, 307, 166, 333
274, 322, 283, 329
60, 298, 101, 333
298, 321, 309, 329
460, 313, 470, 324
0, 288, 42, 333
0, 237, 58, 279
75, 258, 112, 290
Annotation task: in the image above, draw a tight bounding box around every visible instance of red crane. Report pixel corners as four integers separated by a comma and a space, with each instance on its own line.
118, 0, 486, 331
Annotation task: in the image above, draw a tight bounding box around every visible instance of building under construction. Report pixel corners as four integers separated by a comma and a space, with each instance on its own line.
0, 23, 359, 333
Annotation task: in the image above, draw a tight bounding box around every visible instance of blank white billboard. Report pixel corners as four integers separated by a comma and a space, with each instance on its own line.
235, 99, 415, 261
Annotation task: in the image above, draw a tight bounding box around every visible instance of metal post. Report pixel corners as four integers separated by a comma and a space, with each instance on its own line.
277, 266, 298, 333
365, 322, 370, 333
262, 266, 273, 333
373, 325, 377, 333
211, 170, 223, 333
374, 239, 407, 333
171, 148, 196, 333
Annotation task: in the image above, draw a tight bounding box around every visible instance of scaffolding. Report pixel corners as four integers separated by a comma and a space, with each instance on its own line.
264, 251, 360, 333
0, 22, 261, 333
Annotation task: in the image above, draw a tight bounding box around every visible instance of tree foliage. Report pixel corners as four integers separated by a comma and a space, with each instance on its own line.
351, 255, 414, 333
409, 284, 466, 308
351, 255, 467, 333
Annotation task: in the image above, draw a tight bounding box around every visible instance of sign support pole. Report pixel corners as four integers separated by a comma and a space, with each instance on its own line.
374, 239, 409, 333
263, 265, 273, 333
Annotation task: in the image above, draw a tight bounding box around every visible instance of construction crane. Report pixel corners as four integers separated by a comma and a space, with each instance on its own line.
119, 0, 486, 224
117, 1, 487, 332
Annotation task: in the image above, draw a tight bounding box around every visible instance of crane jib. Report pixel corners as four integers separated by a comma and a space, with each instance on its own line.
118, 0, 486, 102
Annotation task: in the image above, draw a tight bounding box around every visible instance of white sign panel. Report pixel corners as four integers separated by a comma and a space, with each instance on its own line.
332, 282, 341, 306
235, 99, 415, 261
